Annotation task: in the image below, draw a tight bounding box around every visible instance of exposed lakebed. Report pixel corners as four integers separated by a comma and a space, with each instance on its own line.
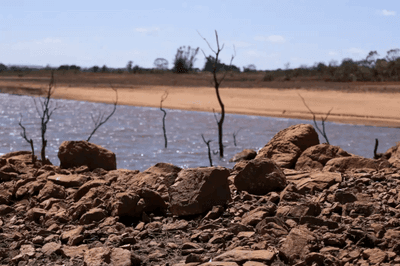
0, 93, 398, 171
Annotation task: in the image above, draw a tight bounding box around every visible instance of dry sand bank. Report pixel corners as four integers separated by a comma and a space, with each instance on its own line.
1, 82, 400, 127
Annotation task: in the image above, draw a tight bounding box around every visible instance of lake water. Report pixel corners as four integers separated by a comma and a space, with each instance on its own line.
0, 93, 398, 171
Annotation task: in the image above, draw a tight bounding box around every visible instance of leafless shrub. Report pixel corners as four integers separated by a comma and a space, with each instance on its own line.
198, 30, 236, 157
298, 93, 332, 144
87, 86, 118, 142
201, 134, 213, 166
160, 90, 169, 148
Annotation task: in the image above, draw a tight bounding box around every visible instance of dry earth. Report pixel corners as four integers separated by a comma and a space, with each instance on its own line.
1, 124, 400, 265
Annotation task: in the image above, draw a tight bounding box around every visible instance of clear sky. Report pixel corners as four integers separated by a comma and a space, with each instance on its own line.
0, 0, 398, 70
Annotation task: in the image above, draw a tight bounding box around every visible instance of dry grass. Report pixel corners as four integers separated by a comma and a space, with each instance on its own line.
1, 70, 400, 93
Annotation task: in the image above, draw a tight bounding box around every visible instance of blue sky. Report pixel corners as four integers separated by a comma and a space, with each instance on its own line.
0, 0, 398, 70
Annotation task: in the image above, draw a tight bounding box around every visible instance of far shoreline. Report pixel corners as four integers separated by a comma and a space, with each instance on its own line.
1, 80, 400, 128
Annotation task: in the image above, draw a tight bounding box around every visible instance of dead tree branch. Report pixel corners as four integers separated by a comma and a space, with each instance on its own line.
233, 128, 243, 147
87, 85, 118, 142
298, 93, 332, 144
160, 90, 169, 148
33, 71, 59, 163
201, 134, 213, 166
198, 30, 236, 157
18, 115, 36, 163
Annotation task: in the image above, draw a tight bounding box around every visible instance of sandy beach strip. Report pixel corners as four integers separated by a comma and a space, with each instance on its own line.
2, 83, 400, 128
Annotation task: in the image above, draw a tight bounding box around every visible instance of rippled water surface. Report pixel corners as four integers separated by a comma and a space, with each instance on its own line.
0, 93, 398, 171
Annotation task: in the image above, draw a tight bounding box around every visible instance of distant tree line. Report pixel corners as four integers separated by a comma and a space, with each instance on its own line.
1, 48, 399, 82
263, 48, 400, 82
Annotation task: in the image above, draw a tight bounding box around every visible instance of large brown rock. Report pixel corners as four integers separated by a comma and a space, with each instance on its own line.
280, 226, 317, 264
384, 142, 400, 168
233, 159, 286, 195
285, 171, 342, 193
323, 156, 390, 173
256, 124, 319, 168
58, 141, 116, 171
229, 149, 257, 163
127, 163, 181, 199
295, 143, 352, 171
169, 167, 231, 216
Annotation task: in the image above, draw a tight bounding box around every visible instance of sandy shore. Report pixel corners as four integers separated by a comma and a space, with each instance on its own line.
2, 83, 400, 127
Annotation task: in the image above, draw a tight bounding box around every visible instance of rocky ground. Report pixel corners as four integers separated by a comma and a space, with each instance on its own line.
1, 124, 400, 266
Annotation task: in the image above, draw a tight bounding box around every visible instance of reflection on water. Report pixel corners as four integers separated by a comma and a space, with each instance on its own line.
0, 93, 398, 171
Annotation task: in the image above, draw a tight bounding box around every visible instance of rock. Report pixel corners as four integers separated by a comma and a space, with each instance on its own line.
137, 188, 167, 215
84, 247, 111, 266
37, 181, 66, 201
128, 163, 181, 197
58, 140, 116, 171
111, 192, 141, 217
285, 171, 342, 193
26, 207, 47, 222
279, 226, 317, 263
41, 242, 61, 256
383, 142, 400, 168
169, 167, 231, 216
256, 124, 319, 168
323, 156, 390, 172
61, 226, 84, 243
229, 149, 257, 163
48, 174, 87, 188
111, 247, 133, 266
0, 204, 14, 215
19, 244, 35, 257
295, 143, 352, 170
61, 244, 89, 258
334, 190, 357, 204
241, 205, 277, 226
74, 180, 109, 201
79, 207, 108, 224
213, 248, 276, 263
233, 159, 286, 195
363, 248, 387, 264
256, 141, 302, 169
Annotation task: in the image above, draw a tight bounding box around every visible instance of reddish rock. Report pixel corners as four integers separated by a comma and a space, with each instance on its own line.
58, 140, 116, 171
26, 208, 47, 222
256, 124, 319, 168
79, 207, 108, 224
61, 244, 89, 258
84, 247, 111, 266
41, 242, 61, 256
60, 226, 84, 243
111, 247, 133, 266
48, 174, 87, 188
74, 180, 109, 201
229, 149, 257, 163
323, 156, 390, 172
384, 142, 400, 168
137, 188, 167, 215
0, 204, 14, 215
295, 143, 352, 170
169, 167, 231, 216
233, 159, 286, 195
111, 192, 141, 217
213, 248, 276, 263
127, 162, 181, 199
285, 171, 342, 193
279, 226, 317, 263
37, 181, 66, 201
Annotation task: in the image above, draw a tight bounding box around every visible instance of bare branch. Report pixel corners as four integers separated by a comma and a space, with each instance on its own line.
160, 90, 169, 148
298, 93, 332, 144
87, 85, 118, 142
201, 134, 213, 166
